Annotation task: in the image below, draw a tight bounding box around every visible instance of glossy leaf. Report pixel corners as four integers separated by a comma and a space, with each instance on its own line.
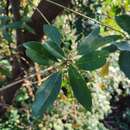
43, 41, 65, 60
24, 42, 50, 65
24, 41, 66, 64
103, 35, 122, 43
76, 50, 108, 71
43, 25, 62, 46
119, 51, 130, 79
32, 72, 62, 118
77, 27, 100, 55
115, 15, 130, 35
103, 44, 117, 53
77, 27, 121, 55
114, 41, 130, 52
68, 65, 92, 111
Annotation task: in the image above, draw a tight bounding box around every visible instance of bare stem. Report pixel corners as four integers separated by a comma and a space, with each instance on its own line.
0, 66, 56, 91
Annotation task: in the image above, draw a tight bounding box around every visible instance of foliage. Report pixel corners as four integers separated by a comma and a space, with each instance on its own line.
23, 14, 130, 118
0, 84, 110, 130
0, 0, 130, 130
32, 72, 62, 118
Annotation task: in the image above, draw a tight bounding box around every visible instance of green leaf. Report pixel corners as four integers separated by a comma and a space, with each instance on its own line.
32, 72, 62, 118
77, 27, 100, 55
103, 44, 117, 53
114, 41, 130, 51
24, 41, 65, 65
68, 65, 92, 111
24, 41, 53, 65
2, 21, 23, 30
119, 51, 130, 79
76, 50, 108, 71
0, 67, 10, 76
77, 28, 121, 55
23, 24, 35, 34
103, 35, 122, 43
43, 41, 65, 60
3, 32, 12, 42
43, 25, 62, 46
115, 15, 130, 35
0, 16, 10, 20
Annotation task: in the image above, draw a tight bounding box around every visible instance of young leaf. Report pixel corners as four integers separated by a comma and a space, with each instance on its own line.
115, 15, 130, 35
43, 24, 62, 46
68, 65, 92, 111
119, 51, 130, 79
32, 72, 62, 118
76, 50, 108, 71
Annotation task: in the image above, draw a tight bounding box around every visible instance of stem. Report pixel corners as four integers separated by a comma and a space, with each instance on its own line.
35, 8, 51, 25
29, 0, 51, 25
0, 66, 56, 91
0, 59, 70, 92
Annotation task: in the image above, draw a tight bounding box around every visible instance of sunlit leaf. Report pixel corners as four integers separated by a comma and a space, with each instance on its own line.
76, 50, 108, 71
77, 27, 121, 55
114, 41, 130, 51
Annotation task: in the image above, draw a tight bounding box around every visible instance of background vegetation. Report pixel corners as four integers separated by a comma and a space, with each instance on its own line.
0, 0, 130, 130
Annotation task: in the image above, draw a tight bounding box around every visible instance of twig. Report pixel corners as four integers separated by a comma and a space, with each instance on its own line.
0, 66, 56, 91
29, 0, 51, 25
35, 7, 51, 25
34, 63, 42, 86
